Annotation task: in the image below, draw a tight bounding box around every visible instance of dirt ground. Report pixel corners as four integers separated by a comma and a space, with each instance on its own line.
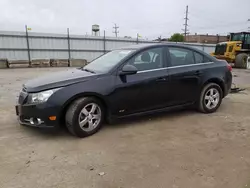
0, 67, 250, 188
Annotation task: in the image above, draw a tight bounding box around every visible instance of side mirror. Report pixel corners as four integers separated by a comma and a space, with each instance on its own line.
119, 64, 138, 75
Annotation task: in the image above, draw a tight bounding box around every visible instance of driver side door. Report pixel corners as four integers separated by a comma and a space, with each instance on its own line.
109, 47, 171, 116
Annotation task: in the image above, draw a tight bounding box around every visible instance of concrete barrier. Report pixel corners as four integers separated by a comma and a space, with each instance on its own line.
70, 59, 88, 67
50, 59, 70, 67
1, 58, 89, 69
8, 60, 30, 68
0, 59, 8, 69
31, 59, 50, 67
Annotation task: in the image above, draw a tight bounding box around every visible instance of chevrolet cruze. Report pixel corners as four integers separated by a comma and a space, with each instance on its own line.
15, 44, 232, 137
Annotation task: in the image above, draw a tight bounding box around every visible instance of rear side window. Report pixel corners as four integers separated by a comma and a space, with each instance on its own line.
194, 52, 203, 64
168, 47, 195, 67
194, 52, 211, 64
204, 56, 211, 63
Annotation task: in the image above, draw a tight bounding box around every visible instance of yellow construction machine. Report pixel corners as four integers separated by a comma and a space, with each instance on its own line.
211, 32, 250, 68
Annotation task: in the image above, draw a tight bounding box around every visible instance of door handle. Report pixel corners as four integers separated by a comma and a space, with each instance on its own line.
156, 77, 167, 81
194, 70, 203, 76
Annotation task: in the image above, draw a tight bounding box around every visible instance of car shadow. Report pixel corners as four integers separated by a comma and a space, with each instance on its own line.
20, 108, 197, 139
105, 108, 196, 129
20, 124, 74, 139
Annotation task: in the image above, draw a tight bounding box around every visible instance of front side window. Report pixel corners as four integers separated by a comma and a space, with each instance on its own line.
168, 47, 195, 67
127, 47, 164, 71
84, 50, 134, 73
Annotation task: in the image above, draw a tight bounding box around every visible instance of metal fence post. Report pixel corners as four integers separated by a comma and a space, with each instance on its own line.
67, 28, 71, 61
25, 25, 31, 66
103, 30, 106, 53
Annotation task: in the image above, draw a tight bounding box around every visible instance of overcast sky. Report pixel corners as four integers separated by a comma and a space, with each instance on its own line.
0, 0, 249, 39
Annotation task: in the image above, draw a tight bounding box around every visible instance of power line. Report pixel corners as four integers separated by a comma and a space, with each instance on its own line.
113, 23, 119, 37
182, 5, 189, 41
189, 10, 249, 32
191, 21, 248, 30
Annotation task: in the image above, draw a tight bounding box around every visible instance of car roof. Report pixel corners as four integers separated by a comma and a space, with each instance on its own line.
118, 43, 210, 56
118, 43, 217, 62
118, 43, 200, 51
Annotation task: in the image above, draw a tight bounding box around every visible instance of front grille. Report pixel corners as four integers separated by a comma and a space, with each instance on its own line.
215, 43, 227, 55
18, 89, 28, 105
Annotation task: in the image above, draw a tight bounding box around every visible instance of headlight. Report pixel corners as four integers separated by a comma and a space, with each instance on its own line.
29, 88, 61, 104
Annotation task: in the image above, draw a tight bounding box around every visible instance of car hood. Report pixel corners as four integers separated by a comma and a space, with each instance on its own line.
24, 68, 99, 93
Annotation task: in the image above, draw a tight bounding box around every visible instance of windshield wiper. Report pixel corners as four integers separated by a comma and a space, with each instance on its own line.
82, 68, 96, 74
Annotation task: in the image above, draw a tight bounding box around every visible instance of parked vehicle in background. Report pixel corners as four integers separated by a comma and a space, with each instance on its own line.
211, 32, 250, 68
15, 44, 232, 138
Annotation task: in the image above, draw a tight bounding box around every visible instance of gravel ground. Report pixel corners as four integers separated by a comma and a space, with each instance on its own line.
0, 67, 250, 188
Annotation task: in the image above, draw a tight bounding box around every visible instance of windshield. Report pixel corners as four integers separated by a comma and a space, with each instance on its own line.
231, 33, 244, 41
83, 50, 134, 73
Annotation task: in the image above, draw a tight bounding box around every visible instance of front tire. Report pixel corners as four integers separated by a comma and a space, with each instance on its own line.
65, 97, 104, 138
198, 83, 223, 113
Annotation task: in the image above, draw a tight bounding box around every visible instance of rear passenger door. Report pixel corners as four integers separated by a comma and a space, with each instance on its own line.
166, 47, 210, 106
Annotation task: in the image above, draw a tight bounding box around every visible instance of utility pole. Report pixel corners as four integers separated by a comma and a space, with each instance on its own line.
67, 28, 71, 61
248, 19, 250, 31
103, 30, 106, 53
113, 23, 119, 37
25, 25, 31, 65
182, 5, 189, 42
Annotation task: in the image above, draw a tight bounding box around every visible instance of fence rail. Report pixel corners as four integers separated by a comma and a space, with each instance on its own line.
0, 30, 216, 63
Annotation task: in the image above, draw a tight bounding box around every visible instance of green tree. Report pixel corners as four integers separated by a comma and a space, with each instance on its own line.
168, 33, 184, 42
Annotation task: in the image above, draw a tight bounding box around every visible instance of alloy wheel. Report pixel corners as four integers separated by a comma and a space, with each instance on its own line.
78, 103, 101, 132
204, 88, 220, 110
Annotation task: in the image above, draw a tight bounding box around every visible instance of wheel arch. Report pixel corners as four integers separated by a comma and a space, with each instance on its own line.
59, 92, 109, 126
203, 78, 225, 97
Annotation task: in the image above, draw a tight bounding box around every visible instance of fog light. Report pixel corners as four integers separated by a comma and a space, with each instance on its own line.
29, 117, 44, 125
37, 118, 43, 125
30, 118, 35, 125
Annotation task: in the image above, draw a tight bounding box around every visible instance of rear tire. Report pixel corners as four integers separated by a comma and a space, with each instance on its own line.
235, 53, 248, 68
65, 97, 104, 138
198, 83, 223, 113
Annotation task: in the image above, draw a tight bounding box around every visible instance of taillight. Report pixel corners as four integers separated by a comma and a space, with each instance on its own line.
227, 64, 232, 72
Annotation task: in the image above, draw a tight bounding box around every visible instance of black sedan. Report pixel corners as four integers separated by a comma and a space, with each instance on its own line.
15, 44, 232, 137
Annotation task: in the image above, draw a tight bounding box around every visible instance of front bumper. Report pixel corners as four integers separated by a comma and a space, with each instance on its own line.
15, 103, 61, 128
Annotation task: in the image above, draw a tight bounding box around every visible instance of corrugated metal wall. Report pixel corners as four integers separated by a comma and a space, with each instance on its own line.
0, 31, 216, 62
